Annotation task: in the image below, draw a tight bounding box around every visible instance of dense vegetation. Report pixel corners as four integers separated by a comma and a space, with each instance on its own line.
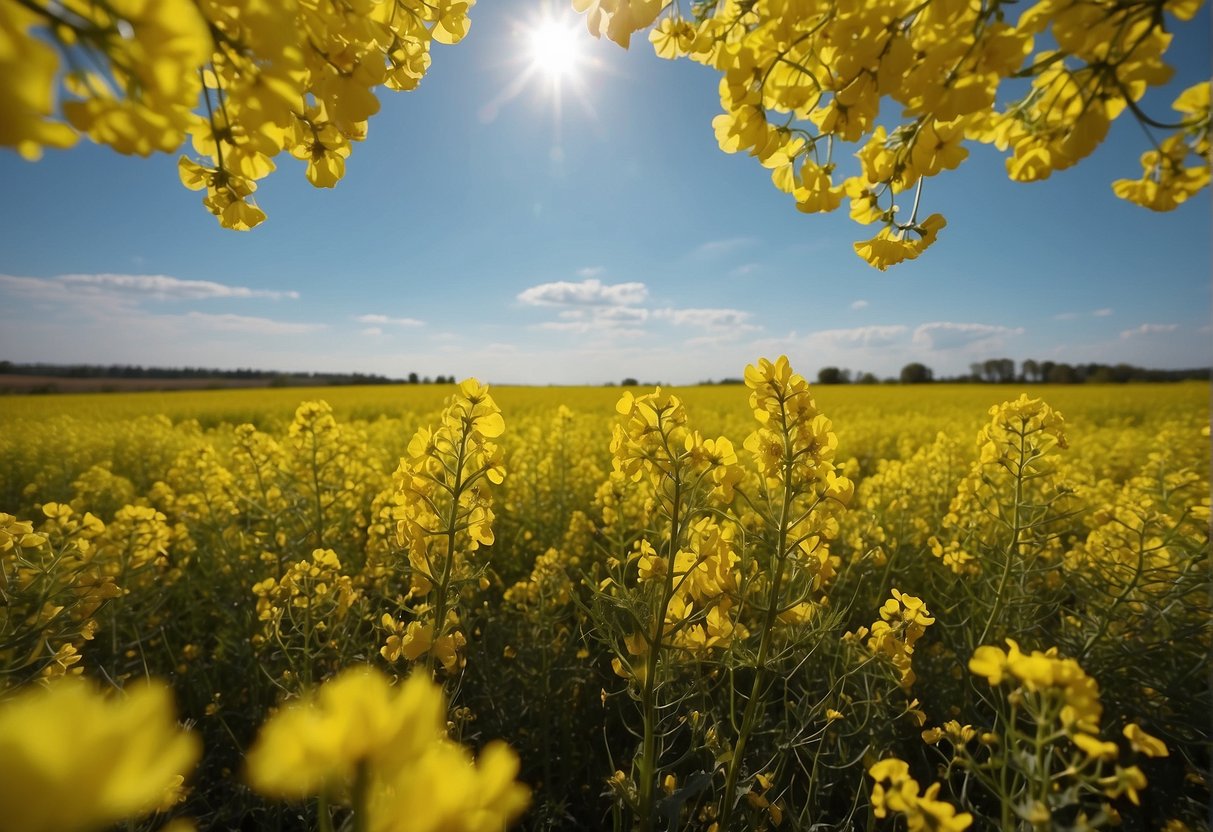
1, 365, 1207, 831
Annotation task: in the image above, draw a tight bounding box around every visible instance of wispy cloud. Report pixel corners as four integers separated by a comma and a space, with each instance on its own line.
850, 299, 869, 311
355, 314, 424, 327
184, 312, 328, 336
1055, 308, 1113, 321
731, 263, 760, 277
912, 322, 1025, 350
517, 278, 648, 307
361, 327, 384, 337
532, 305, 650, 336
692, 237, 756, 258
652, 307, 754, 329
0, 272, 299, 303
519, 273, 760, 341
576, 266, 606, 278
809, 325, 907, 348
1120, 323, 1179, 339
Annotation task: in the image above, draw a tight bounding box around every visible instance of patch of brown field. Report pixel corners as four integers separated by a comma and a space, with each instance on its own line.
0, 375, 277, 393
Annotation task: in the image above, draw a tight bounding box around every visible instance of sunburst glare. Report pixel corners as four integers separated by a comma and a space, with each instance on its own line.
529, 19, 580, 78
478, 5, 607, 143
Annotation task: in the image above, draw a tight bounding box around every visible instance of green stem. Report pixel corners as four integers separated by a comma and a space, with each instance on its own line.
636, 476, 682, 832
428, 426, 469, 681
978, 424, 1027, 647
317, 791, 335, 832
718, 396, 796, 831
351, 760, 371, 832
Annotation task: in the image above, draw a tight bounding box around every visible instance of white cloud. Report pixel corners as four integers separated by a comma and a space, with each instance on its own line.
850, 299, 870, 311
361, 327, 384, 337
913, 322, 1024, 350
534, 305, 651, 335
651, 307, 754, 329
0, 272, 299, 302
1092, 308, 1114, 317
355, 313, 424, 327
731, 263, 759, 277
1120, 323, 1179, 339
517, 278, 648, 307
1053, 312, 1078, 321
184, 312, 328, 336
576, 266, 605, 278
809, 325, 907, 348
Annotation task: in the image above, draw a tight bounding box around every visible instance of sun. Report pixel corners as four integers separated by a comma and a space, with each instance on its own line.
478, 7, 607, 132
528, 19, 581, 79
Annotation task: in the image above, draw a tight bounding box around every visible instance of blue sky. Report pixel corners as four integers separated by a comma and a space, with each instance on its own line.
1, 0, 1209, 384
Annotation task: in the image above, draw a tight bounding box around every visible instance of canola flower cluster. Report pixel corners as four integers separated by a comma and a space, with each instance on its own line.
2, 0, 474, 228
0, 365, 1206, 831
577, 0, 1210, 268
247, 667, 529, 832
4, 0, 1206, 259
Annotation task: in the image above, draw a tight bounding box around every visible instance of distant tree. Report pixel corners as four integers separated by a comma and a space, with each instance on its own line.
407, 372, 419, 384
856, 372, 879, 385
1020, 359, 1038, 382
979, 358, 1016, 383
817, 367, 848, 385
1046, 363, 1078, 384
621, 378, 639, 387
900, 363, 934, 384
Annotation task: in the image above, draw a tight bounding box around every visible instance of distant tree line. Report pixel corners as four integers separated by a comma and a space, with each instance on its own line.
810, 360, 1208, 385
0, 362, 463, 386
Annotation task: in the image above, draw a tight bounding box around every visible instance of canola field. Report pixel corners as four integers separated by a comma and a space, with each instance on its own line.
0, 360, 1208, 832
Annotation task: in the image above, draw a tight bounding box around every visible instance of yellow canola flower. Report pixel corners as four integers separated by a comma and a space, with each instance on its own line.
0, 678, 199, 832
868, 757, 971, 831
247, 667, 528, 832
1122, 723, 1168, 758
0, 4, 79, 160
247, 667, 445, 799
853, 214, 946, 270
968, 640, 1103, 733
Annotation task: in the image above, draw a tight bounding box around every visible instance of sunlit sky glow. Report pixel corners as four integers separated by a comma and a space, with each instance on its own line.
0, 0, 1209, 385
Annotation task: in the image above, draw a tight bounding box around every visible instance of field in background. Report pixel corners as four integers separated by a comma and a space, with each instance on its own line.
1, 375, 1208, 830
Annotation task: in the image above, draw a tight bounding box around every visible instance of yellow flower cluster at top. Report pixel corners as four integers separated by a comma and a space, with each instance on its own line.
379, 379, 504, 674
391, 378, 504, 590
2, 0, 474, 228
744, 356, 851, 497
611, 387, 741, 501
253, 549, 359, 634
246, 667, 529, 832
743, 356, 853, 584
575, 0, 1210, 268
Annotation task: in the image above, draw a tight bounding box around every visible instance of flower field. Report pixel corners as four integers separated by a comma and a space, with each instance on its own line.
0, 361, 1208, 832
